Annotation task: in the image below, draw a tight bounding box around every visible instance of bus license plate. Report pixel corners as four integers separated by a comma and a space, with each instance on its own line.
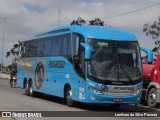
112, 98, 122, 102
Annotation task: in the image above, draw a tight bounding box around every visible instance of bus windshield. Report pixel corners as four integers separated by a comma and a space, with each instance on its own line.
88, 39, 142, 84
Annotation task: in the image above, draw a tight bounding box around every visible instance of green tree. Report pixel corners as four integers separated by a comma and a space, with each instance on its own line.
7, 64, 13, 71
6, 43, 20, 58
71, 17, 86, 25
89, 18, 104, 26
143, 17, 160, 55
6, 41, 21, 70
71, 17, 105, 26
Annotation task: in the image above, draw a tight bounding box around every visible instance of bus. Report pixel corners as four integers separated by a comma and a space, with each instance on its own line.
17, 25, 152, 108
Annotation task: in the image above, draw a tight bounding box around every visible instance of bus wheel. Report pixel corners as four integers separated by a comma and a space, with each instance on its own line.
110, 104, 121, 109
65, 87, 74, 107
25, 82, 29, 96
147, 88, 158, 108
29, 81, 35, 97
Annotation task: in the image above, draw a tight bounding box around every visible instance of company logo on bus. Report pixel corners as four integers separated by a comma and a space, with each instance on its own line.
49, 60, 65, 68
35, 61, 44, 90
113, 86, 134, 91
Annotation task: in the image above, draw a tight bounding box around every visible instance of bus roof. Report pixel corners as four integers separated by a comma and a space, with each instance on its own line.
34, 25, 137, 41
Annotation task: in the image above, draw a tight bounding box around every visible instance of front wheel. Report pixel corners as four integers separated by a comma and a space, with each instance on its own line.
147, 88, 158, 108
65, 87, 74, 107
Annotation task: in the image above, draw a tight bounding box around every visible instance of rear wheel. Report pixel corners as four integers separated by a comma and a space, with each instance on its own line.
65, 87, 74, 107
24, 82, 29, 96
147, 88, 158, 108
29, 81, 35, 97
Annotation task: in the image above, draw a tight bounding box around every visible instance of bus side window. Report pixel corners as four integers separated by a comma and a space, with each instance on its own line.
36, 40, 43, 57
72, 34, 79, 56
21, 41, 28, 57
51, 36, 61, 56
28, 41, 36, 57
62, 34, 71, 56
43, 38, 52, 56
73, 33, 85, 76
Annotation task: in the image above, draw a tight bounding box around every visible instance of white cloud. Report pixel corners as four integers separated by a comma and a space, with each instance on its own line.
0, 0, 160, 65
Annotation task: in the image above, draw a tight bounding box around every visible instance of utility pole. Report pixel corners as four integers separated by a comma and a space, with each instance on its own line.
0, 17, 18, 73
58, 0, 61, 26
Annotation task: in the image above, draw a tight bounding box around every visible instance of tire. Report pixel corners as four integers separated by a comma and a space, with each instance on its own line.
65, 87, 74, 107
29, 81, 35, 97
110, 104, 121, 109
25, 82, 29, 96
147, 88, 158, 108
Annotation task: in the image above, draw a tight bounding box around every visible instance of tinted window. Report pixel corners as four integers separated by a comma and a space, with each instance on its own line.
68, 38, 71, 55
51, 36, 62, 56
43, 38, 52, 56
36, 39, 43, 57
62, 36, 68, 55
72, 34, 79, 55
21, 34, 72, 57
28, 41, 36, 57
22, 41, 29, 57
61, 34, 71, 56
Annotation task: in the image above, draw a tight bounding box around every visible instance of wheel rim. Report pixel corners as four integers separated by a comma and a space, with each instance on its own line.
66, 89, 72, 102
30, 84, 33, 94
149, 92, 156, 103
25, 83, 28, 91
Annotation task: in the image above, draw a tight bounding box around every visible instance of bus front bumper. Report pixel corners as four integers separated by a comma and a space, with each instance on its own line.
85, 92, 142, 104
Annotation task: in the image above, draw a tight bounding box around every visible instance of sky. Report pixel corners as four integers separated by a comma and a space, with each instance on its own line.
0, 0, 160, 66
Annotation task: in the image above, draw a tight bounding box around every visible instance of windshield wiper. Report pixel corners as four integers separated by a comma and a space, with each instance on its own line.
118, 63, 133, 84
123, 68, 134, 85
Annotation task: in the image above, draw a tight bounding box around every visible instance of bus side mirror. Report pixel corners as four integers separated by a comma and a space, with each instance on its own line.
140, 47, 153, 63
81, 43, 91, 60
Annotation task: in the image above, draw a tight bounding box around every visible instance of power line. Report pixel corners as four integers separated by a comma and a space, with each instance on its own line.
46, 21, 59, 29
47, 1, 160, 28
100, 2, 160, 19
60, 2, 160, 23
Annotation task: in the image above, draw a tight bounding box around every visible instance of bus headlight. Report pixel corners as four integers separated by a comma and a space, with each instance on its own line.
134, 88, 142, 94
131, 87, 142, 95
87, 85, 102, 95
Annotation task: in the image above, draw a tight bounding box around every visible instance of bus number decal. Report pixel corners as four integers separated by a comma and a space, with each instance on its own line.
49, 60, 65, 68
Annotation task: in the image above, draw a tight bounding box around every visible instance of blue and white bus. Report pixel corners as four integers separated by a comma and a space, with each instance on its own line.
17, 25, 151, 108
